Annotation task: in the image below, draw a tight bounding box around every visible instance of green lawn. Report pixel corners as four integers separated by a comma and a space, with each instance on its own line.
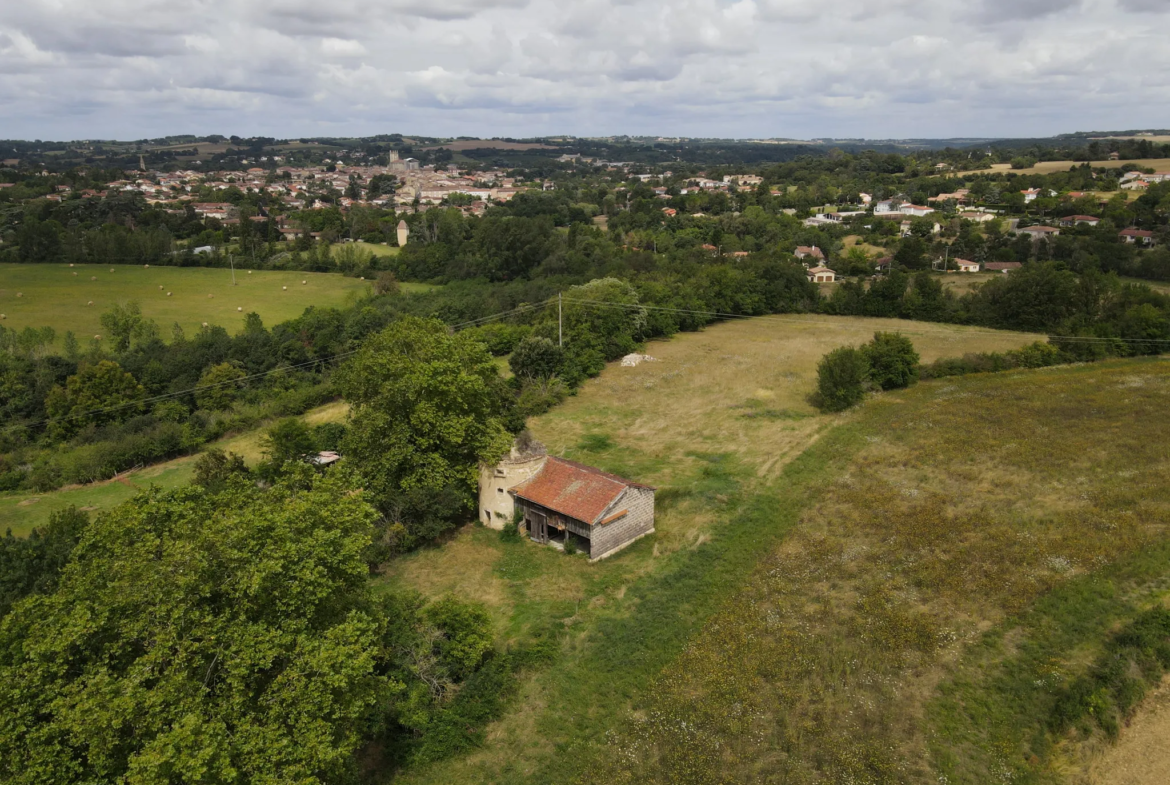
336, 241, 401, 258
0, 263, 372, 344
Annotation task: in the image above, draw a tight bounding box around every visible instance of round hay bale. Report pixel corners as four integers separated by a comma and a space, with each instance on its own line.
237, 307, 243, 311
248, 270, 252, 274
91, 276, 97, 280
207, 294, 214, 299
301, 280, 307, 284
94, 335, 101, 340
202, 322, 209, 327
110, 268, 115, 272
167, 292, 172, 296
73, 272, 78, 276
282, 286, 287, 291
0, 314, 5, 320
87, 301, 93, 306
69, 263, 74, 267
144, 264, 150, 268
15, 293, 22, 298
159, 285, 164, 290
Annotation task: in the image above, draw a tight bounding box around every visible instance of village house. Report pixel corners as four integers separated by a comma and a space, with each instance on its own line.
1016, 225, 1061, 240
1119, 228, 1156, 245
984, 261, 1023, 273
479, 443, 656, 561
1021, 188, 1041, 203
793, 245, 825, 261
959, 211, 996, 223
955, 259, 980, 273
806, 264, 836, 283
1059, 215, 1101, 227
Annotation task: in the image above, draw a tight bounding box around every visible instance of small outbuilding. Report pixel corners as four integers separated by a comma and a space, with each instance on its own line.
480, 443, 655, 561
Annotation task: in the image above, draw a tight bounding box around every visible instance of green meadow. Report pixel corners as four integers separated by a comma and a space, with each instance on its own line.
0, 263, 401, 343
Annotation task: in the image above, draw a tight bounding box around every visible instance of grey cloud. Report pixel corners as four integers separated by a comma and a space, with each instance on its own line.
967, 0, 1083, 22
1117, 0, 1167, 10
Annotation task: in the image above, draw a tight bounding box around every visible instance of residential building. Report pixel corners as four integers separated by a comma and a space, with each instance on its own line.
806, 265, 836, 283
955, 259, 980, 273
1016, 225, 1061, 239
1119, 228, 1156, 245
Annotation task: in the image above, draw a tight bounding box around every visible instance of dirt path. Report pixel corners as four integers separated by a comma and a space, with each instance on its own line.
1090, 677, 1170, 785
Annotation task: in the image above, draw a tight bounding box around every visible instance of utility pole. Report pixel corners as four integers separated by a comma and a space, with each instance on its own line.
230, 254, 236, 286
558, 293, 563, 348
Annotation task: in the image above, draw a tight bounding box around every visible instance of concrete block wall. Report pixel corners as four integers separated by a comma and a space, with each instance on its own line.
590, 486, 655, 561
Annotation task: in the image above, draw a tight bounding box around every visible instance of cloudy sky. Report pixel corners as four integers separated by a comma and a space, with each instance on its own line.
0, 0, 1166, 141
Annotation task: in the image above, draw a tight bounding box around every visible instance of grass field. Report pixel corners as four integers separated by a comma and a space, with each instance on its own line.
958, 159, 1169, 176
0, 263, 373, 344
0, 400, 350, 538
376, 315, 1044, 785
333, 241, 401, 258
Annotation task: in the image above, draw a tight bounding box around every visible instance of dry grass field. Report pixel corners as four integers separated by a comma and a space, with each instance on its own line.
958, 159, 1169, 176
593, 358, 1170, 785
380, 315, 1043, 785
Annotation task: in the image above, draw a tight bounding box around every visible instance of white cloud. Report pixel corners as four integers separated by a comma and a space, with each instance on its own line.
0, 0, 1165, 139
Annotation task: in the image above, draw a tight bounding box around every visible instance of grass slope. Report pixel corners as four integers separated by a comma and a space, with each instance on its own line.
596, 358, 1170, 785
0, 400, 350, 537
0, 263, 371, 344
377, 315, 1041, 784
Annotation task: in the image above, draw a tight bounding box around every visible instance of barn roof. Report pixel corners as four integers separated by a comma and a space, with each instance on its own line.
511, 457, 653, 525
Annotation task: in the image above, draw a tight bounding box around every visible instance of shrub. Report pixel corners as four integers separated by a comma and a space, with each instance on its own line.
509, 336, 563, 380
465, 323, 531, 356
813, 346, 870, 412
863, 332, 920, 390
193, 449, 250, 492
373, 270, 401, 296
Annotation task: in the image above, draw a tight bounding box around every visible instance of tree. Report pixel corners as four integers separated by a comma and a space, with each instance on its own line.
337, 317, 511, 544
0, 506, 88, 620
99, 302, 144, 353
509, 336, 563, 380
44, 360, 145, 437
0, 474, 390, 785
260, 417, 318, 477
195, 361, 247, 410
813, 346, 870, 412
863, 332, 920, 390
192, 449, 250, 492
374, 270, 401, 296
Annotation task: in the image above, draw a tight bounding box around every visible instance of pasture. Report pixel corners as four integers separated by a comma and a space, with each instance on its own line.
377, 314, 1044, 785
0, 400, 350, 538
0, 263, 371, 344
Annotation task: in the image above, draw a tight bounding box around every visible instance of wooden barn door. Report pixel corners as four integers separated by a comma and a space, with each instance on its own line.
530, 510, 548, 543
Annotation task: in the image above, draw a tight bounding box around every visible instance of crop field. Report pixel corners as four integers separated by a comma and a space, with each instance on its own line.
959, 159, 1169, 176
0, 400, 349, 538
377, 314, 1044, 785
0, 263, 372, 344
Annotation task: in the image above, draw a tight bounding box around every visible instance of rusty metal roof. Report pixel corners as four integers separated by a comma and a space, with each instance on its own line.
510, 457, 652, 525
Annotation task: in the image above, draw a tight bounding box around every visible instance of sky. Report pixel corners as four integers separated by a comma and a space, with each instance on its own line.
0, 0, 1167, 142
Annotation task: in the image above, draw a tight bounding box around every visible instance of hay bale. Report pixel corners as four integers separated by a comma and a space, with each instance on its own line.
91, 276, 96, 280
15, 293, 22, 298
248, 270, 252, 274
73, 272, 77, 276
282, 286, 287, 291
202, 322, 209, 327
207, 294, 214, 299
167, 292, 172, 296
159, 285, 164, 290
0, 314, 5, 320
237, 307, 243, 311
69, 263, 74, 267
301, 280, 307, 285
94, 335, 101, 340
87, 301, 93, 306
109, 268, 115, 272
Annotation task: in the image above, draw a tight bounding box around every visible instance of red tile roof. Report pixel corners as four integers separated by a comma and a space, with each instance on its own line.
983, 261, 1022, 271
511, 457, 652, 525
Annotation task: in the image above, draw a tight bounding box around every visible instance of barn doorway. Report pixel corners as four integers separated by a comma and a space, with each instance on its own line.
528, 510, 548, 543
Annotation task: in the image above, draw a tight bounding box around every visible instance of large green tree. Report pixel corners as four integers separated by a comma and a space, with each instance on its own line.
44, 360, 146, 438
0, 471, 392, 785
337, 317, 512, 544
